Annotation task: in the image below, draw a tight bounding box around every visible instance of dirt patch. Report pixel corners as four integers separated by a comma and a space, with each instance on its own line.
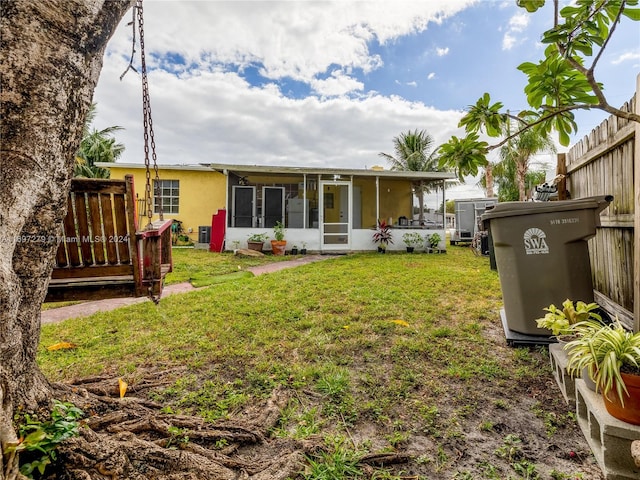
37, 356, 603, 480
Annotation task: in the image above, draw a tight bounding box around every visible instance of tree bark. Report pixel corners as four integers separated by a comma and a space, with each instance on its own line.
516, 160, 527, 201
484, 163, 495, 198
0, 1, 133, 476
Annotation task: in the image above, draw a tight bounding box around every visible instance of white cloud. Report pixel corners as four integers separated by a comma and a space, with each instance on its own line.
427, 72, 436, 80
436, 47, 450, 56
502, 33, 516, 50
508, 12, 529, 32
107, 0, 475, 84
94, 57, 465, 169
310, 70, 364, 97
406, 81, 418, 87
612, 51, 640, 65
502, 12, 529, 50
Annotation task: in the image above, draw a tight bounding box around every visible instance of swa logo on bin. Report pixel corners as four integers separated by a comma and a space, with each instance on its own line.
523, 228, 549, 255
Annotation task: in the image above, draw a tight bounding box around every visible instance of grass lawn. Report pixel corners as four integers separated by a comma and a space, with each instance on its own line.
38, 247, 599, 479
165, 247, 305, 286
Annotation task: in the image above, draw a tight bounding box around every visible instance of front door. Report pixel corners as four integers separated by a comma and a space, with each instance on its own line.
320, 181, 350, 251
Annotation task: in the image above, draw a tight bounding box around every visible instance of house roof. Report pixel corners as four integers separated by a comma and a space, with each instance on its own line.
207, 163, 456, 182
97, 162, 213, 172
98, 162, 456, 182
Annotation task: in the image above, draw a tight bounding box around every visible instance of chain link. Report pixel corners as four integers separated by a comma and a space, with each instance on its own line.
137, 0, 163, 227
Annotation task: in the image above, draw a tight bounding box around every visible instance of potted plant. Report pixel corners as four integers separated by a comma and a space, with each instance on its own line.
566, 319, 640, 425
300, 241, 307, 255
271, 221, 287, 256
372, 219, 393, 253
247, 232, 268, 252
538, 299, 605, 391
291, 245, 299, 255
426, 232, 441, 252
402, 232, 423, 253
535, 299, 602, 342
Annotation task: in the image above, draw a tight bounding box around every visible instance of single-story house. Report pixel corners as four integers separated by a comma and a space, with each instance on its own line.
99, 162, 456, 253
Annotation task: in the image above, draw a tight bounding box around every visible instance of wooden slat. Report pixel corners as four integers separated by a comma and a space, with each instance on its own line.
124, 175, 145, 297
161, 222, 173, 270
100, 193, 119, 265
87, 192, 105, 265
54, 231, 68, 267
45, 278, 137, 303
73, 193, 93, 265
48, 275, 135, 286
113, 193, 131, 264
142, 233, 161, 297
594, 291, 634, 331
51, 264, 134, 279
635, 75, 640, 333
63, 196, 81, 267
69, 178, 127, 194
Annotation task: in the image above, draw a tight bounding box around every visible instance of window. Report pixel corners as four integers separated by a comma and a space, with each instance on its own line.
154, 179, 179, 214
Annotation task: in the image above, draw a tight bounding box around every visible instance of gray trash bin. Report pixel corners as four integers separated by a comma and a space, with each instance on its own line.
481, 195, 612, 336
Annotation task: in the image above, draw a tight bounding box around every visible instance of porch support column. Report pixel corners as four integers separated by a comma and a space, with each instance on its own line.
223, 169, 229, 227
350, 175, 354, 230
303, 173, 307, 230
376, 176, 380, 222
442, 179, 446, 228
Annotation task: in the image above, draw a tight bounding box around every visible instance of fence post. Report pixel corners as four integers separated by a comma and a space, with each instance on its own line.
634, 73, 640, 333
556, 153, 568, 200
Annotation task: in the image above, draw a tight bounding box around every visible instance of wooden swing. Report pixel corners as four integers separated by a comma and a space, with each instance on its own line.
46, 0, 172, 304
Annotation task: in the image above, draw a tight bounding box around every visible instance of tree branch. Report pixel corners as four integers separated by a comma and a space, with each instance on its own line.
589, 0, 627, 72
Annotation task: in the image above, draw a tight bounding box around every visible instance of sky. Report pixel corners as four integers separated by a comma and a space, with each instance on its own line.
93, 0, 640, 202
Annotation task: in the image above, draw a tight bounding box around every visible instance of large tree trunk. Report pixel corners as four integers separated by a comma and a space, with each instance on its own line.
0, 1, 133, 477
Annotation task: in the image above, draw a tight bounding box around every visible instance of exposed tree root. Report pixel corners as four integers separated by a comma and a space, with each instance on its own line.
45, 380, 312, 480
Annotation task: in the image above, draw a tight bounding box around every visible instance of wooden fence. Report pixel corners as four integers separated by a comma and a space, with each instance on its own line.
560, 75, 640, 331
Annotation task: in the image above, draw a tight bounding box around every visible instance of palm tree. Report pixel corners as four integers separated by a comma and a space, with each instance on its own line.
74, 103, 125, 178
379, 129, 442, 222
481, 158, 547, 202
499, 120, 556, 201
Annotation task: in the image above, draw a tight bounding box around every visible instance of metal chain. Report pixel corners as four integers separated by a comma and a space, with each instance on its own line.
137, 0, 163, 227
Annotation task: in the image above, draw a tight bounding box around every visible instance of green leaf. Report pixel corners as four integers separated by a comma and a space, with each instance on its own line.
459, 93, 506, 137
517, 0, 545, 13
23, 429, 48, 446
622, 7, 640, 20
438, 134, 489, 181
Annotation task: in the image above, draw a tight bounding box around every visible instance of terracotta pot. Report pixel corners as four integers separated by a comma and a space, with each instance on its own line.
602, 371, 640, 425
271, 240, 287, 256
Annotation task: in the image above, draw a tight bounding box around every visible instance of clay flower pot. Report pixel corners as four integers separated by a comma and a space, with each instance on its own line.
603, 372, 640, 425
271, 240, 287, 256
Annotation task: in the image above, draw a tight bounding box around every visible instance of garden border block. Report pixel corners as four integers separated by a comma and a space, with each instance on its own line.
575, 379, 640, 480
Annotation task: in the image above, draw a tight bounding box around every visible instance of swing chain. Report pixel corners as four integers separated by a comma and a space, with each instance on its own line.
137, 0, 163, 228
136, 0, 163, 304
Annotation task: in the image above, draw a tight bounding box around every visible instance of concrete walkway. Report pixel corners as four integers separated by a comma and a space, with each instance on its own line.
41, 254, 333, 325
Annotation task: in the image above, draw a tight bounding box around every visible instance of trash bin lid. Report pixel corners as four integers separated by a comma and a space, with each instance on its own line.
481, 195, 612, 224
